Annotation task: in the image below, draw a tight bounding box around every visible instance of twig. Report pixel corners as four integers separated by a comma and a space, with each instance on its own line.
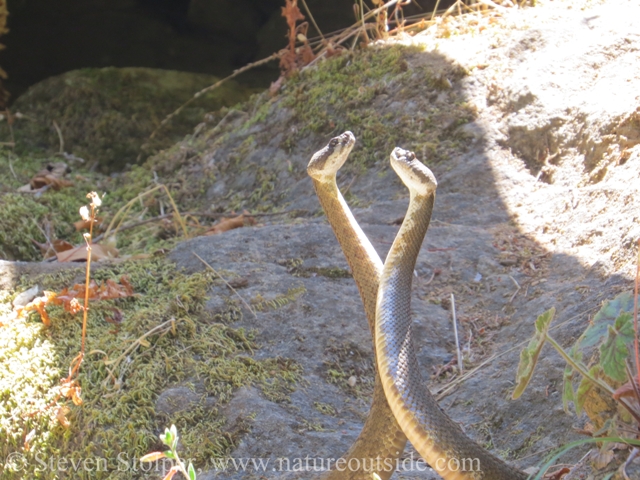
451, 293, 463, 373
92, 209, 299, 243
8, 155, 17, 180
430, 0, 444, 21
5, 108, 15, 152
423, 270, 436, 286
341, 174, 359, 197
147, 53, 279, 142
623, 448, 640, 480
103, 317, 178, 369
436, 305, 600, 399
634, 239, 640, 384
299, 0, 324, 41
192, 252, 257, 320
53, 120, 64, 153
31, 218, 54, 258
508, 274, 521, 303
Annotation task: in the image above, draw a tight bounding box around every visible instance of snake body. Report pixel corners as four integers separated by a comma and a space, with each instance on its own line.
308, 132, 407, 480
308, 132, 527, 480
375, 148, 527, 480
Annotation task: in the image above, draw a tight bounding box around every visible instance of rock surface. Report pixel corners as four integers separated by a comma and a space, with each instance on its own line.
2, 1, 640, 479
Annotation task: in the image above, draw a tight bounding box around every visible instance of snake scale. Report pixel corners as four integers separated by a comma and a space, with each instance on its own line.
308, 132, 527, 480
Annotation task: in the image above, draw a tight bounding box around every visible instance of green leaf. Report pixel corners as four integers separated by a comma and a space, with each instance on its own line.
578, 292, 638, 350
188, 462, 197, 480
562, 344, 581, 413
512, 307, 555, 399
599, 312, 635, 382
169, 424, 179, 451
164, 450, 176, 460
160, 427, 173, 447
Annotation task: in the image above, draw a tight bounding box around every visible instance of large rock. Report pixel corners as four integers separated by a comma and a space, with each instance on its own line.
5, 67, 253, 171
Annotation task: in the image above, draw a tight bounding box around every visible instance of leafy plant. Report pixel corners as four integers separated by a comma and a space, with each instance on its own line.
142, 425, 197, 480
514, 286, 640, 475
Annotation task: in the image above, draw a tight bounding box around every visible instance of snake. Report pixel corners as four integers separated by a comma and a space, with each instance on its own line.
308, 131, 407, 480
308, 132, 527, 480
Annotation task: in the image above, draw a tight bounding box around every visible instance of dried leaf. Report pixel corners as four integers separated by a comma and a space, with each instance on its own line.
612, 381, 638, 401
56, 243, 119, 262
576, 365, 602, 415
546, 467, 570, 480
32, 239, 74, 259
15, 291, 58, 326
205, 212, 256, 235
278, 0, 315, 76
140, 452, 167, 463
55, 406, 71, 428
53, 276, 135, 313
68, 298, 83, 315
29, 162, 73, 191
60, 378, 83, 406
591, 442, 615, 469
12, 285, 41, 308
282, 0, 304, 26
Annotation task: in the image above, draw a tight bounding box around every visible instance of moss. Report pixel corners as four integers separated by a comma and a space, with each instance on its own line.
0, 151, 104, 260
280, 44, 472, 170
323, 342, 375, 400
283, 259, 351, 279
0, 256, 301, 479
1, 68, 254, 172
250, 285, 306, 312
313, 402, 337, 416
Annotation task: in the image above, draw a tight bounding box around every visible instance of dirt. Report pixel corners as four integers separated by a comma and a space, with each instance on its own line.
1, 0, 640, 479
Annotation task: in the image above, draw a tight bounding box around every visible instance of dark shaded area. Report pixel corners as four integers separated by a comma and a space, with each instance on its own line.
2, 0, 453, 101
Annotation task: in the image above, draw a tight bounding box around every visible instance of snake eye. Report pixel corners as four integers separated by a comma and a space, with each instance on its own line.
329, 138, 338, 147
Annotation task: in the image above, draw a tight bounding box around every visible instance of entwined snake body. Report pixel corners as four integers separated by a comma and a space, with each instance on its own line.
308, 132, 527, 480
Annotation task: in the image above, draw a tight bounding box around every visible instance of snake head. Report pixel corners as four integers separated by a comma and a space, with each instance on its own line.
390, 147, 437, 197
307, 131, 356, 180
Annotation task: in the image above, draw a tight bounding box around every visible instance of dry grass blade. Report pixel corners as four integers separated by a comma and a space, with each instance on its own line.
102, 183, 189, 241
436, 305, 600, 399
103, 318, 180, 369
147, 53, 279, 142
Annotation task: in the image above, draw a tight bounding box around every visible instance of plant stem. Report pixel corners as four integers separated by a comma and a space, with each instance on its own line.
545, 334, 614, 395
634, 238, 640, 385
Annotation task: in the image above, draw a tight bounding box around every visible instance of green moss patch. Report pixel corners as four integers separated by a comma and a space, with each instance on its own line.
280, 44, 473, 170
2, 68, 254, 171
1, 256, 301, 479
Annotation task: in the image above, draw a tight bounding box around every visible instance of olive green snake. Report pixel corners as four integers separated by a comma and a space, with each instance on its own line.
307, 132, 527, 480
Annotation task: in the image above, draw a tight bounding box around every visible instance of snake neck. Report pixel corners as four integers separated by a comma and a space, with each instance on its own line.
312, 177, 382, 333
312, 176, 407, 480
376, 191, 433, 388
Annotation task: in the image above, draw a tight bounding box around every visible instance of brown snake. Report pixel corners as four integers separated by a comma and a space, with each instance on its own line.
308, 132, 527, 479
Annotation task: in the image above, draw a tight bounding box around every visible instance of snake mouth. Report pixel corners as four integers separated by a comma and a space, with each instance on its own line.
307, 131, 356, 178
390, 147, 437, 196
